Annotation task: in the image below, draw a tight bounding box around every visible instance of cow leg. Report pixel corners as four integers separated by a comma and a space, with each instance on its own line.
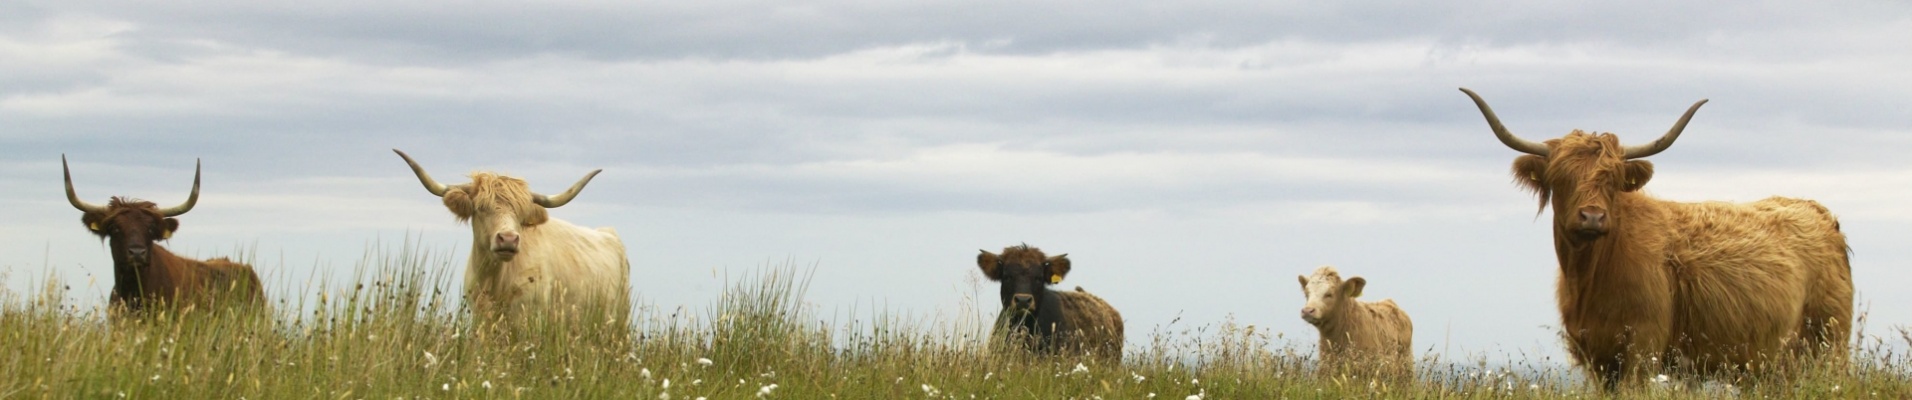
1571, 324, 1666, 393
1797, 276, 1853, 368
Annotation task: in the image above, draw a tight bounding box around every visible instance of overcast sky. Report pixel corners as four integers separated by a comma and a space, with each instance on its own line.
4, 0, 1910, 363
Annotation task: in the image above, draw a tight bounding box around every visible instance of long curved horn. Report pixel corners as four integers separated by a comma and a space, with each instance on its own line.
1460, 88, 1551, 156
531, 169, 603, 208
1621, 99, 1709, 159
61, 155, 108, 214
393, 149, 452, 197
157, 159, 201, 217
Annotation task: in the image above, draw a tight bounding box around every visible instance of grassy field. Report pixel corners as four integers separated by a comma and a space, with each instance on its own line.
1, 242, 1908, 399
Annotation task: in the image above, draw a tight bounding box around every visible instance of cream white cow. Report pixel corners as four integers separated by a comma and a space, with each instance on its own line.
395, 149, 630, 321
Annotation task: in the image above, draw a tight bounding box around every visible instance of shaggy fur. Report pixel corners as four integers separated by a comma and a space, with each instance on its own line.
1297, 266, 1413, 378
439, 172, 630, 321
978, 245, 1124, 360
80, 197, 264, 314
1508, 131, 1852, 390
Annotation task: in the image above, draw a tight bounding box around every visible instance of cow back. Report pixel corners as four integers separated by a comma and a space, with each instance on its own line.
1055, 287, 1124, 360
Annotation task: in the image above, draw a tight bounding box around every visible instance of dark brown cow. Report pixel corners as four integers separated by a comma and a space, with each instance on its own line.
1462, 88, 1852, 391
977, 244, 1123, 360
63, 155, 264, 314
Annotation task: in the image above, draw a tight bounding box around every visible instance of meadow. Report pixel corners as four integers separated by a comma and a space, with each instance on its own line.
1, 241, 1907, 399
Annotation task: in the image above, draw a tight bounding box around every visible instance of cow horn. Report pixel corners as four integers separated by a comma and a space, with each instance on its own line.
61, 155, 108, 214
531, 169, 603, 208
1461, 88, 1551, 156
1621, 99, 1709, 159
393, 149, 454, 197
157, 159, 201, 217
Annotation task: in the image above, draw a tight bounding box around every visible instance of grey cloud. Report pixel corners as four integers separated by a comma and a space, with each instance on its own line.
22, 1, 1907, 64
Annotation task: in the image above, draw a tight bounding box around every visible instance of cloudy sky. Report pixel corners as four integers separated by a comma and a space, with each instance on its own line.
4, 1, 1910, 363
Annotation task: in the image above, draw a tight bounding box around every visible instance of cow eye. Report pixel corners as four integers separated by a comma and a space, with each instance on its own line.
1041, 261, 1051, 267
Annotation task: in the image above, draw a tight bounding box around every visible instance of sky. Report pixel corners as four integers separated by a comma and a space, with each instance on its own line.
3, 0, 1910, 364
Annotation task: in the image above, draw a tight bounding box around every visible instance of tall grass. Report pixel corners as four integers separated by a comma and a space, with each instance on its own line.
1, 242, 1908, 398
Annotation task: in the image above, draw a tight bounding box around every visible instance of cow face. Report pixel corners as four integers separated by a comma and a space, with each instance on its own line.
81, 200, 179, 269
441, 173, 549, 262
977, 245, 1070, 314
1461, 88, 1704, 242
1297, 266, 1364, 326
394, 150, 602, 264
1511, 132, 1656, 241
62, 156, 200, 271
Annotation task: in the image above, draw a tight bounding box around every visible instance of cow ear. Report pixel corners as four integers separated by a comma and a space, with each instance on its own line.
976, 250, 1002, 281
1340, 276, 1366, 298
1622, 160, 1654, 192
1297, 275, 1310, 296
1511, 155, 1551, 213
160, 218, 180, 240
521, 207, 550, 226
1046, 254, 1071, 284
81, 212, 109, 236
442, 188, 475, 221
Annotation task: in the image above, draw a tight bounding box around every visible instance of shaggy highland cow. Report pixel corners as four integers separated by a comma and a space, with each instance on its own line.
62, 156, 264, 314
1463, 88, 1853, 391
1297, 265, 1413, 378
978, 244, 1123, 360
395, 150, 631, 322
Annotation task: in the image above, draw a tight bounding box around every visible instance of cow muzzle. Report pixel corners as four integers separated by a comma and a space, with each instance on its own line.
1575, 207, 1608, 238
1300, 307, 1321, 325
1010, 293, 1035, 311
492, 232, 521, 260
126, 244, 150, 267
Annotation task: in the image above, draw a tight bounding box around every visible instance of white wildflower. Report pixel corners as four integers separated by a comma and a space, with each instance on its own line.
983, 372, 993, 380
482, 380, 492, 390
922, 384, 940, 397
1071, 363, 1089, 374
1147, 394, 1155, 398
1652, 374, 1670, 384
1131, 372, 1145, 383
658, 393, 671, 400
1529, 383, 1539, 390
696, 358, 713, 367
757, 383, 778, 397
692, 379, 702, 386
1191, 378, 1199, 385
150, 375, 159, 382
442, 383, 450, 391
641, 368, 653, 380
1185, 395, 1201, 400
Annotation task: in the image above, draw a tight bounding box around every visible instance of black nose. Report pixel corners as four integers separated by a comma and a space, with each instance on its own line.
1012, 294, 1034, 307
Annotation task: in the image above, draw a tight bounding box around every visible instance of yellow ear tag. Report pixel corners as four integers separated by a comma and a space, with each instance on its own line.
1049, 274, 1062, 284
1529, 173, 1539, 181
162, 230, 172, 240
88, 222, 100, 231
